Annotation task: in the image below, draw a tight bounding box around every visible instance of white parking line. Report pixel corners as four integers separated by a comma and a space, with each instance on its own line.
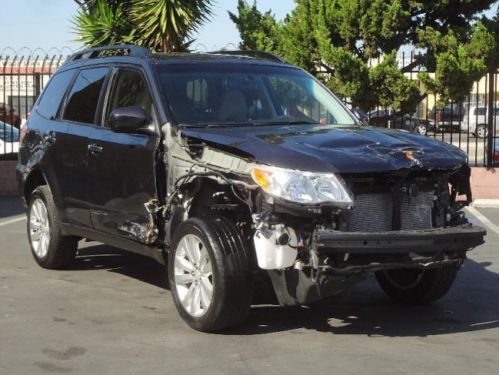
0, 215, 26, 227
465, 206, 499, 235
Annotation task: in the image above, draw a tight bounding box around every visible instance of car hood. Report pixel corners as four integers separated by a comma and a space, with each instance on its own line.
180, 124, 467, 174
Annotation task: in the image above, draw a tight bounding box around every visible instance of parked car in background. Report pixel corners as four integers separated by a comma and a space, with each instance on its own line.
462, 105, 499, 138
0, 104, 22, 128
430, 102, 464, 132
367, 109, 431, 135
0, 121, 20, 155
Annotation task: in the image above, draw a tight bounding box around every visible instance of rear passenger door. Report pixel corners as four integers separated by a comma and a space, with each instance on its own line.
60, 67, 110, 228
86, 66, 160, 243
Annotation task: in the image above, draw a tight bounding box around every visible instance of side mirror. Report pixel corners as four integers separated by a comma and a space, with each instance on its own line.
109, 106, 149, 133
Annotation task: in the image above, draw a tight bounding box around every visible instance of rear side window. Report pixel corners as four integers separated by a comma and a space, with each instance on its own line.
63, 67, 108, 124
36, 69, 75, 119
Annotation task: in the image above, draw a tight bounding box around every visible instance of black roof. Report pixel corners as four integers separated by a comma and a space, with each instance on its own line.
65, 44, 290, 68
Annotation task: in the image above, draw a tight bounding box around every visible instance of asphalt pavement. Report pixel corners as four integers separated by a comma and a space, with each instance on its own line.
1, 197, 499, 374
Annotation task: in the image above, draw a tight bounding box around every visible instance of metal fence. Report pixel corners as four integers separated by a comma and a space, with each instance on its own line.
0, 49, 497, 167
0, 49, 68, 159
341, 51, 498, 168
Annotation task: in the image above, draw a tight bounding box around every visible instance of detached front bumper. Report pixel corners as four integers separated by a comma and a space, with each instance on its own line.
317, 224, 486, 255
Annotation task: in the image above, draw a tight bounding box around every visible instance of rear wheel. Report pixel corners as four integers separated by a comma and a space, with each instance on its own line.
168, 217, 254, 332
28, 186, 78, 269
415, 123, 428, 136
375, 265, 459, 305
476, 124, 488, 138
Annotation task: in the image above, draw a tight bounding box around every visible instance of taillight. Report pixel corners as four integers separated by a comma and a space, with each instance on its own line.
494, 151, 499, 162
19, 121, 28, 144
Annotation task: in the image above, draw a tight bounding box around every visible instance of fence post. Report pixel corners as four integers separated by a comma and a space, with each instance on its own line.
486, 71, 495, 168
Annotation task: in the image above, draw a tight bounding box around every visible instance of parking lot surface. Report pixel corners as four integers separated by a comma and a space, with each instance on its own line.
1, 197, 499, 374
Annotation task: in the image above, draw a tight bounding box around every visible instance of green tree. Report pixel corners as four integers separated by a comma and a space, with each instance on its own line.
73, 0, 213, 52
230, 0, 498, 111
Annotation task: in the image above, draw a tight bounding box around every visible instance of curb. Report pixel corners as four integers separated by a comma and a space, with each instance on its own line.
472, 199, 499, 208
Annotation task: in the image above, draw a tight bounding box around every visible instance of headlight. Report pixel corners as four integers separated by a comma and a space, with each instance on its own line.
251, 164, 353, 206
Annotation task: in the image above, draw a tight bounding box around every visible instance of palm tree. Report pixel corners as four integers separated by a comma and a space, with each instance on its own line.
73, 0, 213, 52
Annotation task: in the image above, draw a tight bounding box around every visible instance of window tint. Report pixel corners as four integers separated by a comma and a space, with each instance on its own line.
63, 68, 108, 124
36, 69, 75, 119
159, 64, 354, 126
105, 68, 153, 126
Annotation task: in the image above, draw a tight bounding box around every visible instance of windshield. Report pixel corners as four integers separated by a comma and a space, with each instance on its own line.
157, 63, 356, 127
0, 122, 19, 142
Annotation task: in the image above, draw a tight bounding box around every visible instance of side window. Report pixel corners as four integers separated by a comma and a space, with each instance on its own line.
63, 67, 108, 124
475, 108, 486, 116
105, 68, 153, 126
36, 69, 75, 120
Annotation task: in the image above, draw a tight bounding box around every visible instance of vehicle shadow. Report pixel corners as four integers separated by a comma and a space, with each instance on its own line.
230, 259, 499, 337
69, 244, 499, 338
71, 244, 170, 290
0, 197, 25, 219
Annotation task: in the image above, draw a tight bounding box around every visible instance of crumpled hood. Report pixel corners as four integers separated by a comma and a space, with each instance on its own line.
180, 124, 467, 174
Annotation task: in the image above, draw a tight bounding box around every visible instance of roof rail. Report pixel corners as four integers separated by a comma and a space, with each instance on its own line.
67, 45, 152, 63
208, 50, 286, 63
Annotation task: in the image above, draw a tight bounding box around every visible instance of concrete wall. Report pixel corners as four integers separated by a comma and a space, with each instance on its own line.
471, 167, 498, 200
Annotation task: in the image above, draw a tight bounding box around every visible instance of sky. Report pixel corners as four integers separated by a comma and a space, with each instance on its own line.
0, 0, 497, 54
0, 0, 295, 54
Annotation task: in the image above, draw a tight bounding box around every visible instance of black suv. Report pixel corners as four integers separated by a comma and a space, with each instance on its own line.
17, 45, 485, 332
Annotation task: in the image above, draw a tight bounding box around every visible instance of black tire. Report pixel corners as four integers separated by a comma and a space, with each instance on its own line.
27, 185, 78, 269
476, 124, 488, 138
168, 217, 254, 332
415, 123, 428, 136
375, 265, 459, 305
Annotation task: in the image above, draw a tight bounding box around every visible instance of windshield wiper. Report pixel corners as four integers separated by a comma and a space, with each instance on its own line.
178, 119, 320, 128
178, 122, 255, 128
252, 119, 320, 126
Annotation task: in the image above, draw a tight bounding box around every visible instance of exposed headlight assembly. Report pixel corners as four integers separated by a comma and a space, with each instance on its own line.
251, 164, 353, 207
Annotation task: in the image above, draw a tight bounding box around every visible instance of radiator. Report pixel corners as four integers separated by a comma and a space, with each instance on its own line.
400, 191, 434, 230
348, 191, 434, 232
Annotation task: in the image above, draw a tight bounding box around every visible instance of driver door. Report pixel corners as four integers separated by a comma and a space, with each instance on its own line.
86, 66, 160, 243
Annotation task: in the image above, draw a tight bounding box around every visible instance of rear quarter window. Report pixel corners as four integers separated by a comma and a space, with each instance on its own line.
36, 69, 75, 119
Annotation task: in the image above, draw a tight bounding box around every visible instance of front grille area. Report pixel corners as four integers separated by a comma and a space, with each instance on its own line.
347, 191, 434, 233
349, 193, 393, 232
400, 191, 434, 230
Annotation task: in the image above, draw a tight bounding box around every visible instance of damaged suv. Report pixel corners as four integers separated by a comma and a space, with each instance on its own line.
17, 45, 486, 332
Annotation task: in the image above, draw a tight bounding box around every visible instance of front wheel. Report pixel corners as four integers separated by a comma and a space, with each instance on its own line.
375, 265, 459, 305
168, 217, 254, 332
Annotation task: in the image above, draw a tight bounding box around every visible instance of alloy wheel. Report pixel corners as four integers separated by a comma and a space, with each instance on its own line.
417, 124, 427, 135
173, 234, 214, 317
29, 198, 51, 259
477, 125, 487, 138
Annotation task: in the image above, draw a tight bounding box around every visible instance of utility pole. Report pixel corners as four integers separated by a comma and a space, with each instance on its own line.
486, 71, 495, 168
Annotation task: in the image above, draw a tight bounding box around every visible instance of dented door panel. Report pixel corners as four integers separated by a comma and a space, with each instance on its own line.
86, 127, 160, 243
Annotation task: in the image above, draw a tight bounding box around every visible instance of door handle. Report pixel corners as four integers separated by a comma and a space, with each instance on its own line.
88, 144, 103, 154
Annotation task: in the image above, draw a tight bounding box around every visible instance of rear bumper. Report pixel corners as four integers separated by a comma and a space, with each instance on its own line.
317, 224, 486, 255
